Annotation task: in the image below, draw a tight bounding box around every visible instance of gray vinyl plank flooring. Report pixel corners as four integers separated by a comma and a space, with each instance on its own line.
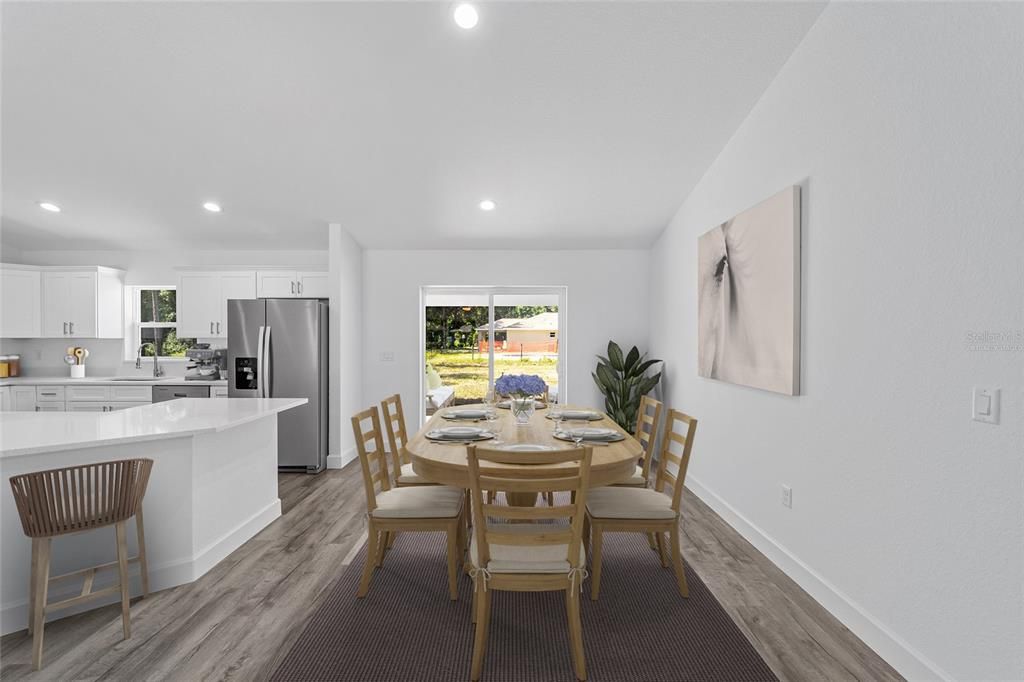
0, 464, 902, 681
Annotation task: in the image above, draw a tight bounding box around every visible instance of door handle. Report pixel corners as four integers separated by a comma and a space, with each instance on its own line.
256, 325, 266, 398
263, 326, 272, 398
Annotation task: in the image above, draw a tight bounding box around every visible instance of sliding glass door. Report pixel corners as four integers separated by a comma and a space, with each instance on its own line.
421, 286, 566, 423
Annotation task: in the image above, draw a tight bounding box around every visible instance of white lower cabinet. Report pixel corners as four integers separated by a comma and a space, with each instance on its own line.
0, 387, 10, 412
212, 386, 229, 398
11, 387, 36, 412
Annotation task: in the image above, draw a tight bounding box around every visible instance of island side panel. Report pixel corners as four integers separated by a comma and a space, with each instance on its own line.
0, 437, 196, 635
189, 415, 281, 579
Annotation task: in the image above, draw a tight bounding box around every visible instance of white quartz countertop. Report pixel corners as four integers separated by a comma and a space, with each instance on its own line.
0, 398, 307, 458
0, 376, 228, 387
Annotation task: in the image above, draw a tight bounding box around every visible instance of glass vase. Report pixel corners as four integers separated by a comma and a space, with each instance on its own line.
510, 396, 536, 425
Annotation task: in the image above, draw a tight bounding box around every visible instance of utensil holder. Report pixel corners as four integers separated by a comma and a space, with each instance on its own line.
70, 365, 86, 379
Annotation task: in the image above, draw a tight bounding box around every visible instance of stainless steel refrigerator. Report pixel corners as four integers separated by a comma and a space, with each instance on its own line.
227, 298, 328, 473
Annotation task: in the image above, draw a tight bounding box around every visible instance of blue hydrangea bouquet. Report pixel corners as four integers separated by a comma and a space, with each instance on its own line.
494, 374, 547, 424
494, 374, 547, 398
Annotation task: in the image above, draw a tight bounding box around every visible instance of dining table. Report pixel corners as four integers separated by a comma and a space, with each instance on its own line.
408, 403, 643, 506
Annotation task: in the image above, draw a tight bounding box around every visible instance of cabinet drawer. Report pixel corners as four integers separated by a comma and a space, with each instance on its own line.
211, 386, 229, 398
65, 401, 107, 412
152, 385, 210, 402
107, 401, 150, 411
35, 386, 66, 402
35, 403, 65, 412
65, 385, 109, 401
110, 385, 152, 401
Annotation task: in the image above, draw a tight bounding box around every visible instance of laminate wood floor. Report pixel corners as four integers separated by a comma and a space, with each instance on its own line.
0, 465, 902, 681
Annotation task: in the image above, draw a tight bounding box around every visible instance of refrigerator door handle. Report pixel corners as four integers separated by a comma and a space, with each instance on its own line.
256, 325, 266, 398
263, 325, 272, 398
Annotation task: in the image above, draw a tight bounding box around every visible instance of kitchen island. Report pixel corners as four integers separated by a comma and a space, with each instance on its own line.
0, 397, 306, 635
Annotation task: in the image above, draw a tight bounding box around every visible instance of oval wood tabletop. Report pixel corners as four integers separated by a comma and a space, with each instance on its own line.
408, 404, 641, 488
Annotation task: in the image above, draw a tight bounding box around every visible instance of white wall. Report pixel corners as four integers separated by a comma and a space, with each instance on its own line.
362, 250, 650, 429
328, 226, 363, 467
0, 249, 327, 375
649, 3, 1023, 680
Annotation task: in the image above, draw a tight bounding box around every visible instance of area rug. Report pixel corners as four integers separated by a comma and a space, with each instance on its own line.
272, 528, 777, 681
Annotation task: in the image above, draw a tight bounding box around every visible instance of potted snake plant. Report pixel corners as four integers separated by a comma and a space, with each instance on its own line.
592, 341, 662, 434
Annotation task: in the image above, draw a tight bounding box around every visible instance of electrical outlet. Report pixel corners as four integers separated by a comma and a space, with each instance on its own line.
781, 485, 793, 509
379, 351, 395, 362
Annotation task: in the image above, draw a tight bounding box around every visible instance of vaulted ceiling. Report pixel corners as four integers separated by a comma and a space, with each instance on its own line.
1, 2, 824, 251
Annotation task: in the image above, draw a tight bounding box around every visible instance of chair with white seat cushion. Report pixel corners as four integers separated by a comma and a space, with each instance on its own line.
380, 393, 435, 487
465, 444, 592, 682
613, 395, 662, 488
352, 406, 465, 600
586, 409, 697, 601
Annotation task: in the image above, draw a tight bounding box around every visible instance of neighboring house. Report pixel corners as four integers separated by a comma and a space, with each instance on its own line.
477, 312, 558, 354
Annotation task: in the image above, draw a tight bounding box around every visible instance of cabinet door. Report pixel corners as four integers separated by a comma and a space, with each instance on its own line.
66, 401, 107, 412
178, 273, 221, 337
41, 272, 71, 337
256, 271, 296, 298
216, 272, 256, 337
66, 272, 97, 338
297, 272, 329, 298
107, 401, 150, 411
0, 387, 10, 412
11, 387, 36, 411
35, 403, 65, 412
0, 269, 42, 338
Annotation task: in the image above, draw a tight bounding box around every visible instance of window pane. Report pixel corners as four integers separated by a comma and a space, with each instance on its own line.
140, 289, 177, 323
141, 327, 195, 357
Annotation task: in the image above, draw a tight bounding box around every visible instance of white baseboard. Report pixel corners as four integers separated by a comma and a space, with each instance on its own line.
686, 475, 951, 682
0, 499, 281, 636
326, 447, 357, 470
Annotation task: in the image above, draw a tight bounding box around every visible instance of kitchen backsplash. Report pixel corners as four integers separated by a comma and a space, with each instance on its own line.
0, 338, 189, 378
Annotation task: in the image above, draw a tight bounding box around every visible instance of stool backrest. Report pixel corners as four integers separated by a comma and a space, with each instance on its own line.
9, 458, 154, 538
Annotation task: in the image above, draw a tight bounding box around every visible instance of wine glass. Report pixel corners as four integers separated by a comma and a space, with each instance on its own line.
550, 408, 564, 437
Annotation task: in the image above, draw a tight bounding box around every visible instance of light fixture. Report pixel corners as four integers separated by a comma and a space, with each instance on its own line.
478, 199, 496, 211
38, 202, 61, 213
203, 202, 222, 213
453, 3, 479, 29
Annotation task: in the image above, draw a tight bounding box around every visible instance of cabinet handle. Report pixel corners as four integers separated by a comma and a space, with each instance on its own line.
69, 322, 74, 335
290, 281, 296, 295
35, 406, 40, 412
216, 321, 221, 334
210, 321, 215, 335
298, 281, 303, 295
63, 322, 68, 335
41, 392, 57, 396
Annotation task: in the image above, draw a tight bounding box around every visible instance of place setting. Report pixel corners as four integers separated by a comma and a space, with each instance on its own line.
424, 424, 497, 445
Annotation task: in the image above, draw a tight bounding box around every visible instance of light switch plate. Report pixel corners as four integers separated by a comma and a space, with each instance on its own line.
379, 351, 395, 362
972, 388, 1000, 424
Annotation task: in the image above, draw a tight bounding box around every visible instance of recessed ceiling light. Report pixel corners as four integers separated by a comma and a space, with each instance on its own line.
453, 3, 479, 29
203, 202, 222, 213
479, 199, 496, 211
38, 202, 61, 213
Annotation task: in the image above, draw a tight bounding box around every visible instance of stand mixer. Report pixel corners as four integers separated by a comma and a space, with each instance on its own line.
184, 344, 227, 381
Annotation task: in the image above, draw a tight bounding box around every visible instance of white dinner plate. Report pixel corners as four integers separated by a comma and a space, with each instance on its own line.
436, 425, 487, 437
496, 400, 546, 410
498, 443, 558, 452
547, 410, 602, 421
442, 409, 489, 420
553, 427, 624, 443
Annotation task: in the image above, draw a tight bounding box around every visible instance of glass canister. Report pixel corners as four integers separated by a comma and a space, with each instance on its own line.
8, 354, 20, 377
0, 356, 9, 379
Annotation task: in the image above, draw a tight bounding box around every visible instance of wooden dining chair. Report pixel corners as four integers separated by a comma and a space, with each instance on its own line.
614, 395, 662, 488
380, 393, 435, 487
9, 458, 153, 670
466, 444, 592, 681
585, 409, 697, 601
352, 406, 466, 600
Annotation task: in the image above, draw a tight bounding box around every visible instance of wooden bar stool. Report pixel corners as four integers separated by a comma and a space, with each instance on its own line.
9, 458, 154, 670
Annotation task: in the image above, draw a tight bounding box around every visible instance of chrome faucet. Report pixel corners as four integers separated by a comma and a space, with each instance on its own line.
136, 343, 164, 377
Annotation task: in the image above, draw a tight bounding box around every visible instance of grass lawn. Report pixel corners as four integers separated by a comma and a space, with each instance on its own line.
426, 350, 559, 403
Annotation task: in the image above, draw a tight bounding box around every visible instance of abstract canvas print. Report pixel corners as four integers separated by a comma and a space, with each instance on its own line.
697, 186, 800, 395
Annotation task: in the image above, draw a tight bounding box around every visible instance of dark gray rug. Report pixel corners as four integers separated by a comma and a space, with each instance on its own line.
272, 527, 777, 681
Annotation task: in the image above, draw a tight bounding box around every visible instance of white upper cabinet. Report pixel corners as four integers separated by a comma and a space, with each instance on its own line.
177, 271, 256, 338
40, 267, 123, 338
0, 266, 41, 338
257, 270, 328, 298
